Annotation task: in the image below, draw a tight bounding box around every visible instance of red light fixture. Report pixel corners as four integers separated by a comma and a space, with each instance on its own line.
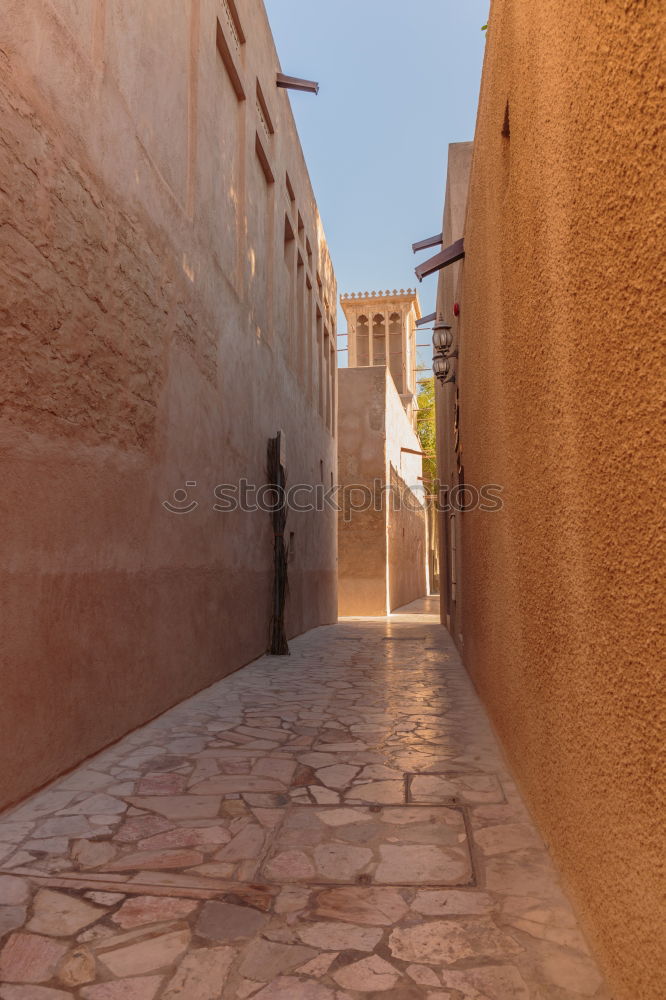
454, 302, 460, 317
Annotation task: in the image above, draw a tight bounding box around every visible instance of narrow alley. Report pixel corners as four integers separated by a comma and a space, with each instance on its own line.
0, 601, 607, 999
1, 0, 663, 995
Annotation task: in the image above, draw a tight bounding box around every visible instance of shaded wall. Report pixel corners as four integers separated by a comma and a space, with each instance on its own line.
435, 142, 473, 642
455, 2, 665, 997
388, 467, 426, 613
0, 0, 338, 809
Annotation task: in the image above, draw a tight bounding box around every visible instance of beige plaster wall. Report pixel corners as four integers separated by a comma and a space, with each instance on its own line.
384, 368, 427, 612
337, 366, 426, 616
337, 367, 387, 617
455, 2, 665, 996
0, 0, 338, 809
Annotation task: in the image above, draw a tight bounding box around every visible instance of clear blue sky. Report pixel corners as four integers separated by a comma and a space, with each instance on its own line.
264, 0, 489, 366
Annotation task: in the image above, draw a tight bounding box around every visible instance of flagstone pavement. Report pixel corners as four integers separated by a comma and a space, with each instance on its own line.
0, 598, 610, 999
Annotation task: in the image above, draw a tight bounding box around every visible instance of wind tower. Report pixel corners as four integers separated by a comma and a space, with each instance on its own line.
340, 289, 421, 425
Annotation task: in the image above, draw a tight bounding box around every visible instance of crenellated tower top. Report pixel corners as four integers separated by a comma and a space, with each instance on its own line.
340, 288, 419, 301
340, 288, 421, 421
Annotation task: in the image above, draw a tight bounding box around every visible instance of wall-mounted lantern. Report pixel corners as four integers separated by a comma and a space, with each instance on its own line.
433, 354, 453, 383
433, 323, 453, 353
433, 322, 456, 384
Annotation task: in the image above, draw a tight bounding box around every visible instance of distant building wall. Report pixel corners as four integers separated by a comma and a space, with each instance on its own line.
438, 3, 664, 997
0, 0, 338, 809
341, 289, 421, 426
338, 366, 426, 616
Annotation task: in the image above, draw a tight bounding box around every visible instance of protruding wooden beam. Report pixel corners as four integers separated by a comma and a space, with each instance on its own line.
415, 238, 465, 282
416, 311, 437, 328
412, 233, 443, 253
277, 73, 319, 94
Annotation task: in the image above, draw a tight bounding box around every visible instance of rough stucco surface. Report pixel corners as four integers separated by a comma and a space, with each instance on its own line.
0, 0, 338, 809
457, 2, 665, 998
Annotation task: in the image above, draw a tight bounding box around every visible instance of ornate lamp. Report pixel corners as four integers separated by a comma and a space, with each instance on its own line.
433, 354, 452, 382
433, 323, 453, 353
432, 322, 456, 383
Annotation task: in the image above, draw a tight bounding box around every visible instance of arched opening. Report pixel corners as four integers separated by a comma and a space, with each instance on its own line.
388, 312, 403, 392
372, 313, 386, 365
356, 314, 369, 366
502, 99, 511, 138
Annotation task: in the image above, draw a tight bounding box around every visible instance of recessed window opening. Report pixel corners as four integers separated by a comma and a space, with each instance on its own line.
256, 79, 275, 136
255, 132, 274, 184
316, 308, 324, 418
284, 215, 295, 247
502, 100, 510, 138
224, 0, 245, 46
372, 313, 386, 365
216, 18, 245, 101
389, 312, 402, 392
356, 315, 369, 366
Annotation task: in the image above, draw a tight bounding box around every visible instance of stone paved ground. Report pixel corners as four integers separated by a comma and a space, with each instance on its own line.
0, 599, 610, 999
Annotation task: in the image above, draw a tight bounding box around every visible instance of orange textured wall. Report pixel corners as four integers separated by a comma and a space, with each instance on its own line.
457, 2, 665, 997
0, 0, 338, 810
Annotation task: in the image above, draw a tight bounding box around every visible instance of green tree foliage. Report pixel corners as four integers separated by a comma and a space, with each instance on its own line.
416, 374, 437, 495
